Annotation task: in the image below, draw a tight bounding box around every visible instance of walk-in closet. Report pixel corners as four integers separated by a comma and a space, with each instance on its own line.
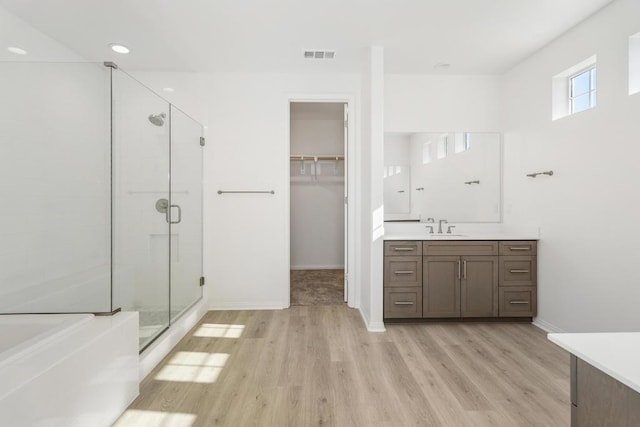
289, 102, 346, 306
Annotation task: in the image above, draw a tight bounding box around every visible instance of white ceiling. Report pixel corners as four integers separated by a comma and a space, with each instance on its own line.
1, 0, 614, 74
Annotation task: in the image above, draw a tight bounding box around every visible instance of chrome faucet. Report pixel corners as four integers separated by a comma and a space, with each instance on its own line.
438, 219, 448, 234
447, 225, 456, 234
426, 217, 435, 223
425, 225, 434, 234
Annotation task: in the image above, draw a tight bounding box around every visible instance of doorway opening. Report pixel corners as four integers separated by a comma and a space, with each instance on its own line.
289, 101, 348, 306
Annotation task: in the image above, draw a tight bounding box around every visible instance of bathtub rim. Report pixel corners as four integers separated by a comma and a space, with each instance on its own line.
0, 313, 94, 369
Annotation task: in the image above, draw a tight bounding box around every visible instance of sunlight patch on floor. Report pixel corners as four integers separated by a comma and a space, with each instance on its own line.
194, 323, 245, 338
113, 409, 196, 426
155, 351, 230, 383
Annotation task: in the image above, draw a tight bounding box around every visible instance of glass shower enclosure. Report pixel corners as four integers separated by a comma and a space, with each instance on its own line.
0, 61, 203, 350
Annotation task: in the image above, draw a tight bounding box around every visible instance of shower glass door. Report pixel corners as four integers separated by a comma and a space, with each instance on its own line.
111, 69, 171, 349
169, 106, 203, 322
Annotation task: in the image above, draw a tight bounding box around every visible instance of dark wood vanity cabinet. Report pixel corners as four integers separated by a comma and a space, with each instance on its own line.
423, 242, 498, 318
384, 239, 537, 320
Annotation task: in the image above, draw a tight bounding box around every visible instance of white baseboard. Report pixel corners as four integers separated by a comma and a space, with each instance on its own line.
290, 265, 345, 270
358, 307, 386, 332
532, 318, 566, 333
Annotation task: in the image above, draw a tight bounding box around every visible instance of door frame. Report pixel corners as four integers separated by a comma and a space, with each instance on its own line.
285, 94, 357, 308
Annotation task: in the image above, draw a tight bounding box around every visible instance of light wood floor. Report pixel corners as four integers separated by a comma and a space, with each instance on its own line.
114, 306, 570, 427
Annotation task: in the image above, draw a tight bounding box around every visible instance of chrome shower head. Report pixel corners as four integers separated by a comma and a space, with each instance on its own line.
148, 112, 166, 126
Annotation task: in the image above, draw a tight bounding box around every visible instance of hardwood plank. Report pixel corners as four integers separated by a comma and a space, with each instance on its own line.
386, 326, 476, 426
115, 306, 569, 427
409, 326, 493, 411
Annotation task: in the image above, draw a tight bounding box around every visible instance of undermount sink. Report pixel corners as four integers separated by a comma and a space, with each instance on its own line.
429, 234, 467, 238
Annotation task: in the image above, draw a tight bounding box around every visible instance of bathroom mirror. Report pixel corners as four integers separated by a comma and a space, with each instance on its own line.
384, 132, 502, 222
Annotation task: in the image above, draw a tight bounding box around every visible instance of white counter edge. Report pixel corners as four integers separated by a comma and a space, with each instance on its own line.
383, 233, 539, 241
548, 332, 640, 394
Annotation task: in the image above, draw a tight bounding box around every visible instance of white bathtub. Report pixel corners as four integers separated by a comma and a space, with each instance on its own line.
0, 314, 93, 368
0, 312, 139, 426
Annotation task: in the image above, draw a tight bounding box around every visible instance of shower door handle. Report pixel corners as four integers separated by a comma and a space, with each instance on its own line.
168, 204, 182, 224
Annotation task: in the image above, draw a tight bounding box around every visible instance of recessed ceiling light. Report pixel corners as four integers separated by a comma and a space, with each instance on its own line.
434, 62, 451, 70
162, 87, 175, 93
7, 46, 27, 55
109, 43, 130, 54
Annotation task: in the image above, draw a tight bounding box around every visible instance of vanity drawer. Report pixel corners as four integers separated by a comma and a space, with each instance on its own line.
423, 241, 498, 256
384, 256, 422, 287
499, 287, 537, 317
499, 256, 537, 286
385, 241, 422, 256
384, 287, 423, 318
499, 241, 537, 256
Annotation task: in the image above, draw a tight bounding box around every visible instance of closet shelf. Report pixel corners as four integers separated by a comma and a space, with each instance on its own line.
290, 155, 344, 161
291, 176, 344, 183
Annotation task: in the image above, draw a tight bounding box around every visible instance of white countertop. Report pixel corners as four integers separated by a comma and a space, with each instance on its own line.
383, 232, 539, 241
548, 332, 640, 394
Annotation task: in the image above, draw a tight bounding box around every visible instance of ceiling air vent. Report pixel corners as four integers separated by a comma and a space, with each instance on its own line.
303, 50, 336, 60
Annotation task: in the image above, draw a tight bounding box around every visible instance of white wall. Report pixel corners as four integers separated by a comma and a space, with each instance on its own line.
384, 133, 411, 164
290, 103, 345, 270
126, 71, 209, 126
385, 74, 503, 132
383, 134, 412, 214
360, 46, 386, 331
358, 52, 373, 325
0, 5, 82, 61
502, 0, 640, 332
204, 72, 361, 310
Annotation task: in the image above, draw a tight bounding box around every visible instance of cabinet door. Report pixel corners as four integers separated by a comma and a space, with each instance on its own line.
461, 256, 498, 317
423, 256, 460, 318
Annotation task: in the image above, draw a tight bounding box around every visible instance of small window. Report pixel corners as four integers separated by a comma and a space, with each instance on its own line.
422, 141, 432, 164
436, 135, 448, 160
630, 32, 640, 95
454, 132, 471, 153
570, 67, 597, 114
552, 55, 597, 120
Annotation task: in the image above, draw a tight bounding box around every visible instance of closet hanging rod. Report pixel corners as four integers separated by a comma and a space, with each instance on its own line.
127, 190, 189, 195
289, 155, 344, 161
217, 190, 275, 195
